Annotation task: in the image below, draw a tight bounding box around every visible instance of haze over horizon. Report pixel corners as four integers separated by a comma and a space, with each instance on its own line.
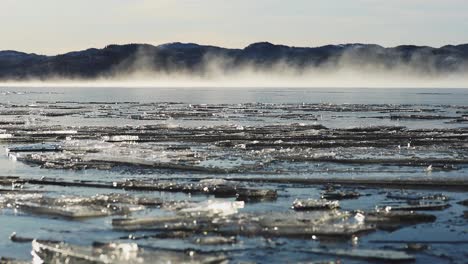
2, 0, 468, 55
1, 0, 467, 88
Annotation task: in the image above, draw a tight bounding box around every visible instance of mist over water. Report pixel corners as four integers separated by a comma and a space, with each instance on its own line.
2, 70, 467, 89
1, 45, 468, 88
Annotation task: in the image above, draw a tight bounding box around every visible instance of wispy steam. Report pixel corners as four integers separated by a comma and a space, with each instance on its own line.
1, 44, 467, 88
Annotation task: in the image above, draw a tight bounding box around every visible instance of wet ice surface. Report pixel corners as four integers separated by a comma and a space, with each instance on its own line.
0, 87, 468, 263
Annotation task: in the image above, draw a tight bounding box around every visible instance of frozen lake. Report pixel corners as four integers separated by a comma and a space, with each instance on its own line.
0, 87, 467, 263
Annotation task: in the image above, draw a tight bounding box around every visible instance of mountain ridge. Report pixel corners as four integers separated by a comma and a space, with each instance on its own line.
1, 42, 467, 80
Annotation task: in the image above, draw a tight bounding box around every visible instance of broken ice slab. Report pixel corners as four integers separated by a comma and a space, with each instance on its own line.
307, 248, 415, 262
260, 212, 373, 238
193, 236, 237, 245
17, 152, 235, 173
252, 224, 374, 239
5, 193, 162, 219
235, 188, 278, 202
229, 177, 468, 191
292, 199, 340, 211
21, 177, 277, 200
15, 202, 141, 219
0, 120, 26, 125
0, 193, 43, 209
115, 210, 375, 239
321, 191, 361, 200
239, 211, 375, 239
24, 130, 78, 135
364, 210, 436, 231
260, 211, 351, 227
112, 215, 194, 230
42, 193, 164, 207
102, 135, 139, 142
38, 111, 86, 117
117, 178, 243, 195
76, 156, 233, 173
386, 192, 449, 201
31, 240, 228, 264
377, 201, 450, 211
0, 177, 25, 186
281, 156, 468, 168
178, 200, 245, 217
0, 133, 13, 139
1, 192, 162, 208
223, 214, 374, 239
114, 210, 349, 231
113, 200, 244, 230
124, 199, 242, 222
120, 231, 194, 240
118, 179, 277, 200
365, 210, 436, 223
389, 114, 457, 120
6, 143, 62, 153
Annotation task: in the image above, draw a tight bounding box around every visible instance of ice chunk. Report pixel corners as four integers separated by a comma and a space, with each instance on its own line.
308, 248, 415, 261
179, 200, 244, 217
0, 133, 13, 139
15, 202, 139, 219
6, 143, 62, 153
386, 192, 449, 201
321, 191, 361, 200
292, 199, 340, 211
31, 240, 227, 264
103, 135, 139, 142
193, 236, 237, 245
26, 130, 77, 135
377, 201, 450, 211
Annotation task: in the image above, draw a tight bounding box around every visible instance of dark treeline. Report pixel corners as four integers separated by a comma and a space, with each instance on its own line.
1, 42, 468, 80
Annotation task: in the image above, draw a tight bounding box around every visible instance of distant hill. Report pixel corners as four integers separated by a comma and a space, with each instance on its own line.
1, 42, 467, 80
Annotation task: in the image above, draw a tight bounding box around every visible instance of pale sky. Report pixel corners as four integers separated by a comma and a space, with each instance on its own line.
1, 0, 468, 55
